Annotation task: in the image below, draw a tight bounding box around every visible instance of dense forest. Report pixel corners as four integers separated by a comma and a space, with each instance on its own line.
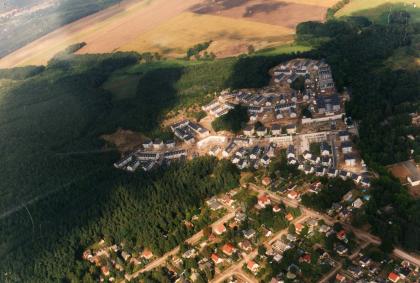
0, 157, 239, 282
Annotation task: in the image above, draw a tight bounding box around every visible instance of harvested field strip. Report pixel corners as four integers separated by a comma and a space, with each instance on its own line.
120, 12, 294, 57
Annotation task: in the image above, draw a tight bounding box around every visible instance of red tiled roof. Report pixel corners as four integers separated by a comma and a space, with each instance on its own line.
222, 243, 234, 255
247, 260, 256, 270
388, 272, 400, 282
286, 213, 294, 221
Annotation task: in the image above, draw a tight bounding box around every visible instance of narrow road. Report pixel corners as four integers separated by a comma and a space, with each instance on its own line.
211, 213, 309, 283
248, 183, 420, 268
126, 209, 236, 280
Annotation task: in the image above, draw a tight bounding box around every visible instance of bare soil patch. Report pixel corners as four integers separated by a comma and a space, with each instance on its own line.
388, 160, 420, 198
191, 0, 337, 29
102, 128, 145, 153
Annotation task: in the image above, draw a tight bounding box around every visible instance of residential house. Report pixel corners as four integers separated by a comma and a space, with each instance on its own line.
262, 176, 272, 186
165, 139, 176, 148
286, 124, 297, 134
237, 159, 249, 170
360, 177, 370, 187
344, 154, 356, 166
287, 145, 295, 159
338, 131, 350, 142
126, 159, 140, 172
285, 213, 294, 222
261, 155, 271, 166
287, 191, 299, 200
142, 249, 154, 260
303, 151, 312, 160
327, 168, 337, 177
315, 166, 326, 176
243, 125, 255, 136
256, 127, 268, 137
153, 139, 164, 150
295, 223, 304, 235
247, 260, 260, 273
388, 272, 400, 283
223, 142, 237, 157
235, 212, 246, 222
337, 230, 347, 241
258, 194, 271, 208
143, 139, 153, 149
273, 205, 282, 213
207, 197, 223, 211
339, 170, 349, 180
239, 240, 252, 252
271, 124, 282, 136
407, 175, 420, 187
211, 253, 223, 264
320, 142, 331, 156
286, 233, 297, 242
348, 265, 363, 278
352, 198, 363, 209
222, 243, 235, 256
335, 273, 346, 283
182, 249, 197, 259
335, 244, 348, 256
213, 224, 227, 235
321, 156, 332, 167
304, 165, 314, 175
359, 256, 371, 268
299, 254, 311, 264
351, 173, 361, 184
101, 266, 110, 276
341, 141, 352, 153
243, 229, 256, 240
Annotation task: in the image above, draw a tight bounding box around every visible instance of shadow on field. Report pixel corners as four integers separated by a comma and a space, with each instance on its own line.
224, 53, 306, 89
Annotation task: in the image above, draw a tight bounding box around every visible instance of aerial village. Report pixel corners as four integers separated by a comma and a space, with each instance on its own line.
114, 58, 369, 187
84, 59, 420, 282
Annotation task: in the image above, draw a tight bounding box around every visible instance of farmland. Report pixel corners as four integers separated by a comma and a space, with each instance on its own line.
0, 0, 338, 68
336, 0, 420, 18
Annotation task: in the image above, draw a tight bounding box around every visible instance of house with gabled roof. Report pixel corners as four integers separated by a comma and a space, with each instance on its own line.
341, 141, 353, 153
247, 260, 260, 273
213, 224, 227, 235
320, 142, 331, 156
388, 272, 400, 283
338, 131, 350, 142
211, 253, 223, 264
222, 243, 235, 256
287, 145, 295, 159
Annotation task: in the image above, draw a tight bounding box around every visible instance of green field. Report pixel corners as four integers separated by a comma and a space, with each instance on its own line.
336, 0, 420, 19
103, 43, 311, 104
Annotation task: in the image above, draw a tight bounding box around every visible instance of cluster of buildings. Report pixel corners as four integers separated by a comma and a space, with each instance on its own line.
170, 120, 210, 143
202, 58, 343, 125
113, 136, 190, 173
335, 253, 419, 282
114, 120, 210, 172
286, 135, 370, 187
82, 240, 154, 281
229, 143, 277, 170
271, 58, 335, 94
